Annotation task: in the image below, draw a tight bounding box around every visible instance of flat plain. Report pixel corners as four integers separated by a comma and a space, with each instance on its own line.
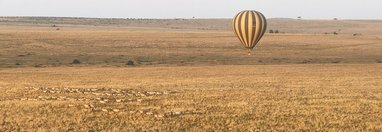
0, 17, 381, 131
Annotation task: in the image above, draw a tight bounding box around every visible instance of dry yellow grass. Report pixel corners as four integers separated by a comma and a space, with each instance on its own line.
0, 18, 382, 131
1, 64, 381, 131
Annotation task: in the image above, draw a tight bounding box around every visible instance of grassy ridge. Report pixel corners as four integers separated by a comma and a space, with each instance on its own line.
0, 26, 381, 68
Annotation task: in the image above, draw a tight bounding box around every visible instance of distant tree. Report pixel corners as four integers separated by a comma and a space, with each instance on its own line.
275, 30, 279, 33
297, 16, 302, 20
333, 18, 338, 20
333, 32, 338, 35
269, 29, 274, 33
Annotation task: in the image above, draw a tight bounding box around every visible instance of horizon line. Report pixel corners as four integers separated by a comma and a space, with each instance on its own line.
0, 16, 381, 21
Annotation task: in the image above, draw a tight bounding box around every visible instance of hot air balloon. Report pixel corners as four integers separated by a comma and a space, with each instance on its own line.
233, 10, 267, 55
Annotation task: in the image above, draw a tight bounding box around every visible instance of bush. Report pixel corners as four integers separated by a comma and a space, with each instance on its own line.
353, 33, 361, 36
34, 64, 44, 68
331, 60, 341, 63
72, 59, 81, 64
275, 30, 279, 33
269, 30, 274, 33
126, 60, 135, 65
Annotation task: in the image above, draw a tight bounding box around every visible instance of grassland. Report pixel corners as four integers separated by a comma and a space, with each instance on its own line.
0, 17, 381, 131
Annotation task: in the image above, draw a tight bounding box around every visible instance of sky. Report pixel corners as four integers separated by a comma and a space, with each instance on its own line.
0, 0, 381, 19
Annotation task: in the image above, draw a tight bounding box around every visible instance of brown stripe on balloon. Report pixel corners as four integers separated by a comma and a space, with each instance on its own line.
238, 11, 247, 47
255, 11, 266, 45
252, 12, 261, 48
257, 11, 265, 47
236, 11, 245, 46
235, 12, 246, 46
257, 11, 264, 47
240, 11, 248, 47
250, 11, 256, 48
247, 11, 254, 48
244, 11, 250, 47
252, 12, 259, 48
259, 12, 267, 39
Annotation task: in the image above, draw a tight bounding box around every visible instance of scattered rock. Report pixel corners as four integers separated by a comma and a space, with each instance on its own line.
165, 111, 183, 117
84, 104, 90, 109
91, 89, 98, 92
154, 114, 164, 118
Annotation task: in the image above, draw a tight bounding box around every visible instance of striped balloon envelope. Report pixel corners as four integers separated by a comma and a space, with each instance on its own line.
233, 10, 267, 55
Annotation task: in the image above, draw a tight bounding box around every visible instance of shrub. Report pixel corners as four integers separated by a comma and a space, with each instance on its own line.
353, 33, 361, 36
126, 60, 135, 65
34, 64, 44, 68
301, 60, 311, 64
72, 59, 81, 64
332, 60, 341, 63
269, 30, 274, 33
275, 30, 279, 33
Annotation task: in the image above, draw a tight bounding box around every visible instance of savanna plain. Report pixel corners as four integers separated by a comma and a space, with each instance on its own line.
0, 17, 382, 131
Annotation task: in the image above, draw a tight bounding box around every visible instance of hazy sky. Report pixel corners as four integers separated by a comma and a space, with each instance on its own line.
0, 0, 381, 19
